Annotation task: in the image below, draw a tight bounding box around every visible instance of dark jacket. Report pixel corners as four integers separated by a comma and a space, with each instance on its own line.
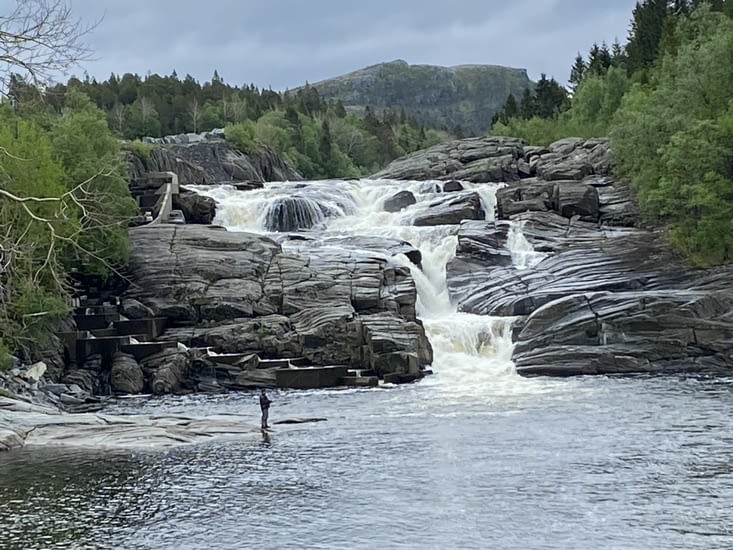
259, 393, 271, 411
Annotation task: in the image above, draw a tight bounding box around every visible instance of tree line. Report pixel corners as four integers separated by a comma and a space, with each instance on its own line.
492, 0, 733, 265
8, 71, 450, 179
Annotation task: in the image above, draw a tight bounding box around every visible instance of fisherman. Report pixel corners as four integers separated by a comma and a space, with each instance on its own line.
259, 388, 272, 430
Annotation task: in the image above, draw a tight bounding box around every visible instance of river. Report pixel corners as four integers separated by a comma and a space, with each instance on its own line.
1, 179, 732, 549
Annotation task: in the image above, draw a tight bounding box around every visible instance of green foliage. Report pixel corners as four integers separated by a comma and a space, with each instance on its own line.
492, 74, 568, 128
611, 7, 733, 264
492, 116, 581, 146
122, 139, 153, 162
225, 120, 260, 155
0, 90, 136, 360
50, 90, 137, 276
569, 66, 631, 131
492, 2, 733, 265
0, 341, 12, 372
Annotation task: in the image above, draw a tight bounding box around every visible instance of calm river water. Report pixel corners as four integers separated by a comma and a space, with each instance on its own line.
2, 180, 732, 549
2, 375, 733, 549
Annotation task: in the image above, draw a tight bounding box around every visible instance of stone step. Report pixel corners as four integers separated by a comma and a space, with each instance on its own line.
275, 366, 349, 390
121, 341, 178, 361
74, 312, 120, 330
73, 304, 118, 315
113, 317, 168, 339
74, 335, 133, 365
209, 354, 309, 369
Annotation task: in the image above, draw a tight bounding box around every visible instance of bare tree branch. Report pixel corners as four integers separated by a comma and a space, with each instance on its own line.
0, 0, 98, 95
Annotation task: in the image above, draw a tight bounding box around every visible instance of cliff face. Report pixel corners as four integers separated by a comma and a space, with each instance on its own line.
127, 140, 302, 186
295, 59, 532, 135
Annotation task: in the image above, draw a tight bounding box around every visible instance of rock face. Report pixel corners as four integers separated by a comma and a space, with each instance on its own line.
128, 140, 301, 186
420, 136, 733, 377
112, 134, 733, 386
372, 136, 526, 182
123, 224, 433, 390
412, 192, 485, 226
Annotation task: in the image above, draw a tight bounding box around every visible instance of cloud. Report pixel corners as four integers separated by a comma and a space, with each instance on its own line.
2, 0, 637, 89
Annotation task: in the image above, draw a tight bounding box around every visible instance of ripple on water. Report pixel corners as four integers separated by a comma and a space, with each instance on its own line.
2, 376, 733, 549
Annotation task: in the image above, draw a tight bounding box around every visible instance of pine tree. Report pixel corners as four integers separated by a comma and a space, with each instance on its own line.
569, 53, 587, 93
626, 0, 669, 74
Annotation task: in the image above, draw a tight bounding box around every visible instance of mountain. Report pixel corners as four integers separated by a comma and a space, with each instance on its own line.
297, 59, 533, 135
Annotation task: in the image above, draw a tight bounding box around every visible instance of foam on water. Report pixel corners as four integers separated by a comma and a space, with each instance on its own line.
190, 179, 549, 398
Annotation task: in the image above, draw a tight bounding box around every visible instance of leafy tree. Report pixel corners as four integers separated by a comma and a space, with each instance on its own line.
612, 6, 733, 264
0, 1, 138, 364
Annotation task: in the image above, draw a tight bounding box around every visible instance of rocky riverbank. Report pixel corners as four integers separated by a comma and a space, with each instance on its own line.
4, 133, 732, 413
374, 135, 733, 376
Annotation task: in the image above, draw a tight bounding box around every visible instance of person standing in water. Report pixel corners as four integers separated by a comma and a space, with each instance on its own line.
259, 388, 272, 430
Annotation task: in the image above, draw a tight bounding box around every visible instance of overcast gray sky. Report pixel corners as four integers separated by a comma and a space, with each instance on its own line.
16, 0, 639, 90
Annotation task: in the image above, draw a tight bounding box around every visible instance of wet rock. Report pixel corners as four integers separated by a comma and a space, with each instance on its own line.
110, 353, 145, 395
174, 191, 216, 224
361, 313, 433, 376
371, 136, 524, 182
128, 141, 301, 185
383, 190, 417, 212
264, 196, 328, 232
120, 298, 156, 320
1, 396, 263, 451
443, 180, 464, 192
412, 191, 484, 226
274, 418, 327, 424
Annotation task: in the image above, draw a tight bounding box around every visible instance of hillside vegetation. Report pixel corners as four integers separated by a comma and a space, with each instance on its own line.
492, 1, 733, 265
299, 59, 532, 135
11, 70, 451, 179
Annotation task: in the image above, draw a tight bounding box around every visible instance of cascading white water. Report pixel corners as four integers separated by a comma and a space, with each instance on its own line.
190, 178, 547, 398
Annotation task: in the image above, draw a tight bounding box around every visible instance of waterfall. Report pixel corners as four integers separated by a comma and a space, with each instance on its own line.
507, 219, 547, 269
190, 179, 547, 396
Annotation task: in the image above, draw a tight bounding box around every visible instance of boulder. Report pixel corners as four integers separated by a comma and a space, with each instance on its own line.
174, 191, 217, 224
412, 191, 484, 226
120, 298, 155, 320
371, 136, 524, 182
383, 190, 417, 212
554, 181, 599, 222
110, 353, 145, 395
143, 349, 191, 395
442, 180, 464, 192
360, 313, 433, 376
496, 179, 554, 219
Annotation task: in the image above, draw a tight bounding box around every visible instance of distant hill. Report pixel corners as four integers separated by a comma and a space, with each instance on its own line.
297, 59, 533, 135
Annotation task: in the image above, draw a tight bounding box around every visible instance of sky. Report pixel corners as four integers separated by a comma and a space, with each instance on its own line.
7, 0, 639, 91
